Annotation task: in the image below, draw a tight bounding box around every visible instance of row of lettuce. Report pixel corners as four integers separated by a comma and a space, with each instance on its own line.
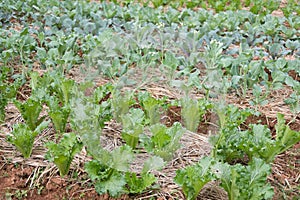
1, 67, 300, 199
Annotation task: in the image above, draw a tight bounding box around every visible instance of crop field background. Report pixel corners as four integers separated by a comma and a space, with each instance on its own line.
0, 0, 299, 199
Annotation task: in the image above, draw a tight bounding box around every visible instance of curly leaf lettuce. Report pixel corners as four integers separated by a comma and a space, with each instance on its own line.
85, 160, 126, 197
14, 97, 45, 131
211, 158, 273, 200
7, 120, 49, 158
174, 156, 215, 200
143, 122, 185, 161
45, 132, 83, 176
121, 108, 144, 149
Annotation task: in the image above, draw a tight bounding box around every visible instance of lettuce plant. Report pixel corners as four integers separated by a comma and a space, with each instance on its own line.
138, 91, 163, 125
85, 147, 164, 197
7, 121, 49, 158
125, 156, 164, 194
48, 107, 70, 135
84, 145, 134, 197
181, 97, 201, 132
47, 97, 70, 135
174, 157, 215, 200
121, 108, 145, 149
177, 106, 299, 200
211, 112, 300, 164
13, 97, 45, 131
85, 160, 126, 197
175, 156, 273, 200
45, 132, 83, 176
257, 113, 300, 163
52, 76, 75, 105
211, 158, 273, 200
142, 122, 185, 161
111, 90, 134, 122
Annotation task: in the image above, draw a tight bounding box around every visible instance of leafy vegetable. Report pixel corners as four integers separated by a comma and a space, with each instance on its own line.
2, 0, 300, 199
180, 97, 210, 132
210, 105, 254, 159
121, 108, 145, 149
85, 160, 127, 197
85, 145, 134, 197
258, 113, 300, 163
13, 97, 46, 131
70, 94, 110, 158
142, 122, 185, 161
181, 97, 200, 132
7, 121, 49, 158
110, 145, 134, 172
284, 92, 300, 116
111, 91, 134, 122
48, 107, 70, 135
142, 156, 165, 174
211, 112, 300, 164
125, 172, 156, 194
125, 156, 164, 194
52, 76, 75, 105
174, 156, 215, 200
47, 96, 70, 134
45, 132, 83, 176
211, 158, 273, 200
138, 91, 163, 125
249, 84, 268, 108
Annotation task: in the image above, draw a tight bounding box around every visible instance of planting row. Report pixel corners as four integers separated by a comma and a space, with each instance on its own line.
1, 69, 300, 199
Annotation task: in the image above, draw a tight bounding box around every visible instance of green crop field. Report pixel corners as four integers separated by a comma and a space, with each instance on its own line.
0, 0, 299, 199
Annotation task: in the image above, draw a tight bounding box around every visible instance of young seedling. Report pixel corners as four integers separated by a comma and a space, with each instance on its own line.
47, 97, 70, 135
125, 156, 164, 194
258, 113, 300, 163
211, 158, 273, 200
249, 84, 268, 110
52, 77, 75, 106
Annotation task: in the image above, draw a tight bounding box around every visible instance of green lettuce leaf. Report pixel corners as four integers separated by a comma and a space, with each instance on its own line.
175, 156, 215, 200
45, 132, 83, 176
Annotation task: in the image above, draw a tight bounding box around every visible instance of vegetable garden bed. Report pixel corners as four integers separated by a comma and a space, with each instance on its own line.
0, 0, 299, 199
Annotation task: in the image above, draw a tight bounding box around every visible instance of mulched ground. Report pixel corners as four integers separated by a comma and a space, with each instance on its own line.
1, 2, 299, 199
1, 71, 299, 199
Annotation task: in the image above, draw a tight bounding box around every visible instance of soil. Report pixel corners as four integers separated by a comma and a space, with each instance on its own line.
0, 158, 130, 200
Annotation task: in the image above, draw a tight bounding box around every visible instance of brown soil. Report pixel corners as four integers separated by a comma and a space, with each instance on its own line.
163, 105, 182, 127
288, 70, 300, 82
163, 106, 220, 135
0, 157, 130, 200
